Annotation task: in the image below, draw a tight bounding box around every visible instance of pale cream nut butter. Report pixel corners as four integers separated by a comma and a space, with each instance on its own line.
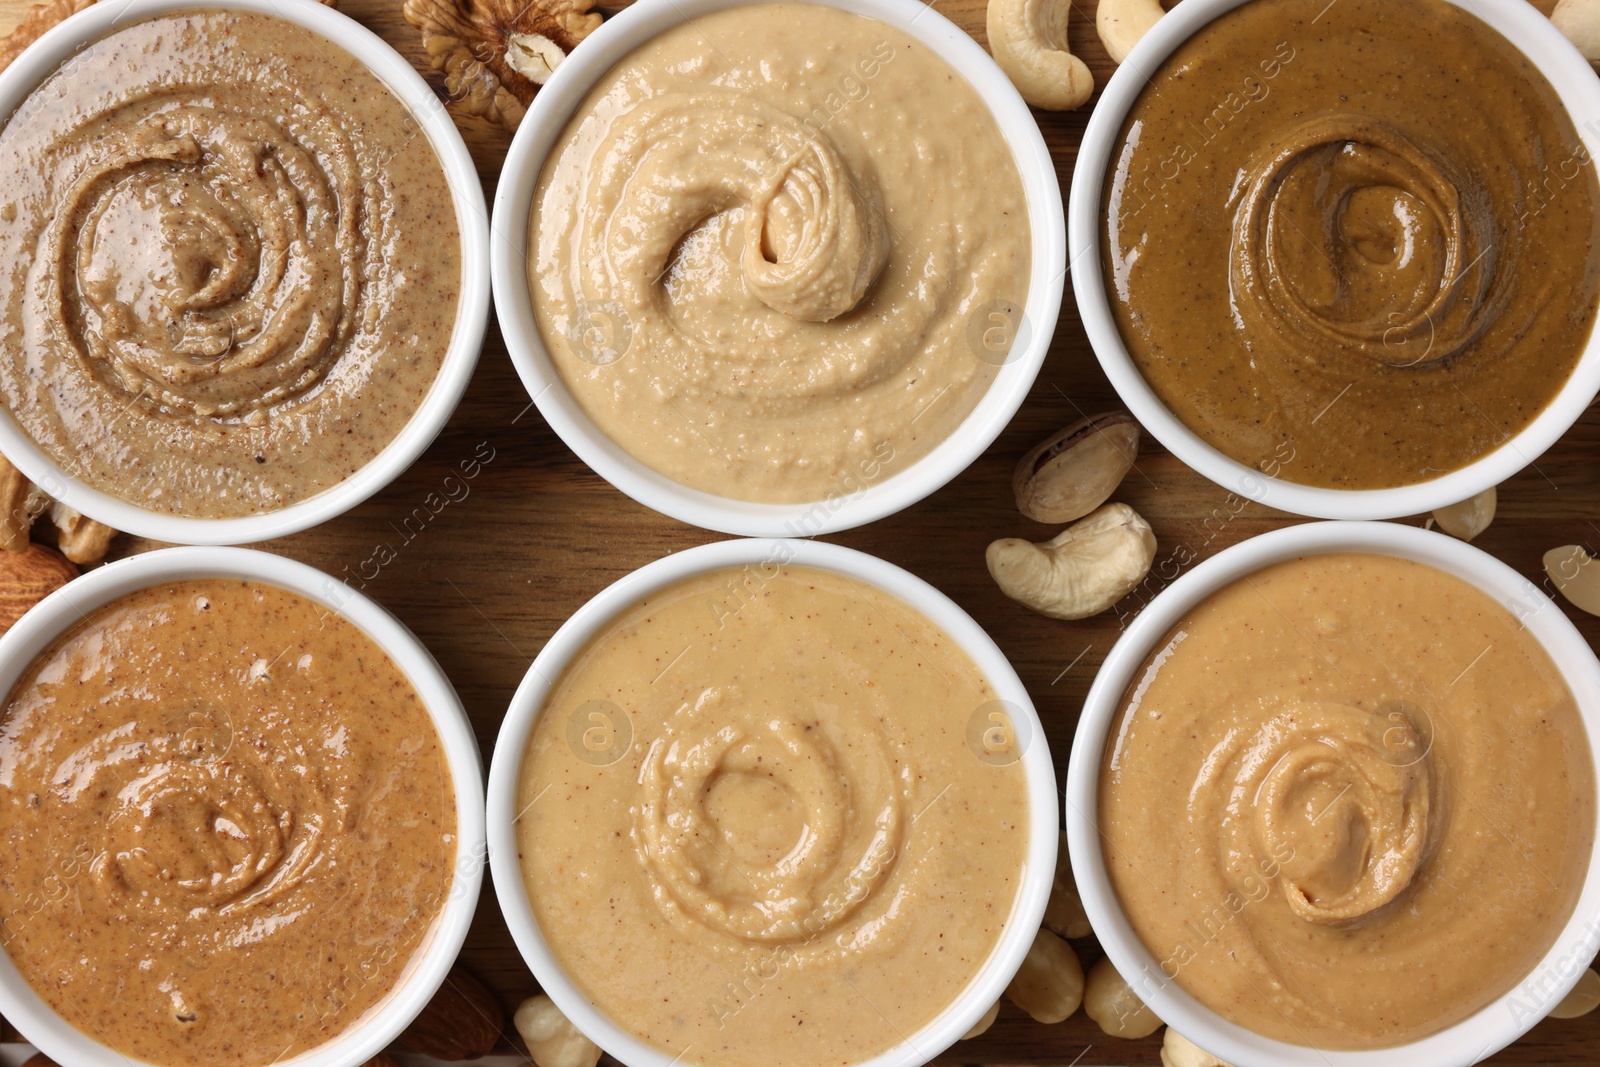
529, 3, 1032, 501
516, 564, 1030, 1067
1099, 553, 1596, 1048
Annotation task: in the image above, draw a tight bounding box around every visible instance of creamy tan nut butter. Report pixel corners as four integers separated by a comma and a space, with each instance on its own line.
529, 3, 1031, 502
1104, 0, 1600, 490
0, 10, 462, 518
0, 581, 457, 1066
1099, 553, 1596, 1048
517, 564, 1029, 1067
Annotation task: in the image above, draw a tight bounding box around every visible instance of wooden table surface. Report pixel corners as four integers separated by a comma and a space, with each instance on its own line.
2, 0, 1599, 1061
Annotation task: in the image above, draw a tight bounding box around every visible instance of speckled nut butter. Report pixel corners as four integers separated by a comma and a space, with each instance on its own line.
530, 3, 1031, 502
1104, 0, 1600, 489
0, 10, 462, 518
517, 564, 1029, 1067
0, 580, 457, 1066
1099, 554, 1596, 1048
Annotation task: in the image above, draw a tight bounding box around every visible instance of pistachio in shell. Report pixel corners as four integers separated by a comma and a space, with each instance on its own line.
1013, 412, 1140, 524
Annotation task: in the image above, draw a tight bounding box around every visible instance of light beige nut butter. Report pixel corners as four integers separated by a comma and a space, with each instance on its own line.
1098, 553, 1596, 1048
516, 564, 1029, 1067
0, 10, 462, 518
0, 580, 457, 1066
528, 3, 1031, 502
1103, 0, 1600, 489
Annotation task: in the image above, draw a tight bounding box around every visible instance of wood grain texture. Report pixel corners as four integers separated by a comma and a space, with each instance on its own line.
0, 0, 1597, 1061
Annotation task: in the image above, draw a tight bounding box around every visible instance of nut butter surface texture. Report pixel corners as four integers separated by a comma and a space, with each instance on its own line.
530, 3, 1031, 503
1099, 553, 1596, 1048
1104, 0, 1600, 489
0, 581, 457, 1066
0, 11, 461, 517
517, 565, 1030, 1067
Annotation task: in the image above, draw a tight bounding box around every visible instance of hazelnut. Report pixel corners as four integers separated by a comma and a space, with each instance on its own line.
1004, 927, 1084, 1024
1083, 956, 1161, 1038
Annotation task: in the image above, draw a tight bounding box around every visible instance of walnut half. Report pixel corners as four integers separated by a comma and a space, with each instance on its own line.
404, 0, 602, 129
0, 0, 95, 73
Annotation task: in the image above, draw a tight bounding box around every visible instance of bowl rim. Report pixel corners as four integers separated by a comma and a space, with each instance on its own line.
1065, 520, 1600, 1067
488, 0, 1065, 537
0, 546, 487, 1067
0, 0, 490, 545
1066, 0, 1600, 520
485, 537, 1058, 1067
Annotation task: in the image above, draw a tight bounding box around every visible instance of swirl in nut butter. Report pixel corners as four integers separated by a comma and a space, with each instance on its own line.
0, 581, 457, 1067
635, 685, 906, 957
1103, 0, 1600, 490
0, 10, 461, 517
530, 3, 1031, 502
517, 565, 1029, 1067
1099, 554, 1595, 1049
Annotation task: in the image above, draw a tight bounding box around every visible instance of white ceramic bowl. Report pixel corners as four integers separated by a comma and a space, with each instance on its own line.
487, 538, 1057, 1067
1066, 521, 1600, 1067
0, 0, 489, 545
1068, 0, 1600, 520
0, 547, 487, 1067
490, 0, 1065, 536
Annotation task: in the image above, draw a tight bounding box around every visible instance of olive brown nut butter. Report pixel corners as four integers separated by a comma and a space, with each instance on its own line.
1098, 553, 1596, 1049
529, 3, 1031, 502
0, 580, 457, 1067
1103, 0, 1600, 490
516, 565, 1030, 1067
0, 10, 462, 518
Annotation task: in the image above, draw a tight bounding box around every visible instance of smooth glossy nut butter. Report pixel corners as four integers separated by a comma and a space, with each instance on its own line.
0, 581, 457, 1066
1099, 553, 1596, 1048
516, 563, 1030, 1067
1103, 0, 1600, 489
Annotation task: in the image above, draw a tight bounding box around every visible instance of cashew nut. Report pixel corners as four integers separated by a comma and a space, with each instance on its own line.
1083, 957, 1161, 1038
1550, 968, 1600, 1019
47, 501, 117, 564
987, 0, 1094, 110
1431, 486, 1495, 542
1553, 0, 1600, 61
515, 995, 602, 1067
1160, 1028, 1237, 1067
1004, 927, 1084, 1023
987, 503, 1157, 620
1044, 830, 1091, 939
961, 999, 1001, 1039
1544, 545, 1600, 617
1097, 0, 1166, 64
1015, 413, 1139, 524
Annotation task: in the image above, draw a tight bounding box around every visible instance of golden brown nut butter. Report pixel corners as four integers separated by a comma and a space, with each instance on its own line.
517, 564, 1029, 1067
0, 581, 457, 1066
0, 11, 461, 517
1103, 0, 1600, 489
1099, 554, 1596, 1048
